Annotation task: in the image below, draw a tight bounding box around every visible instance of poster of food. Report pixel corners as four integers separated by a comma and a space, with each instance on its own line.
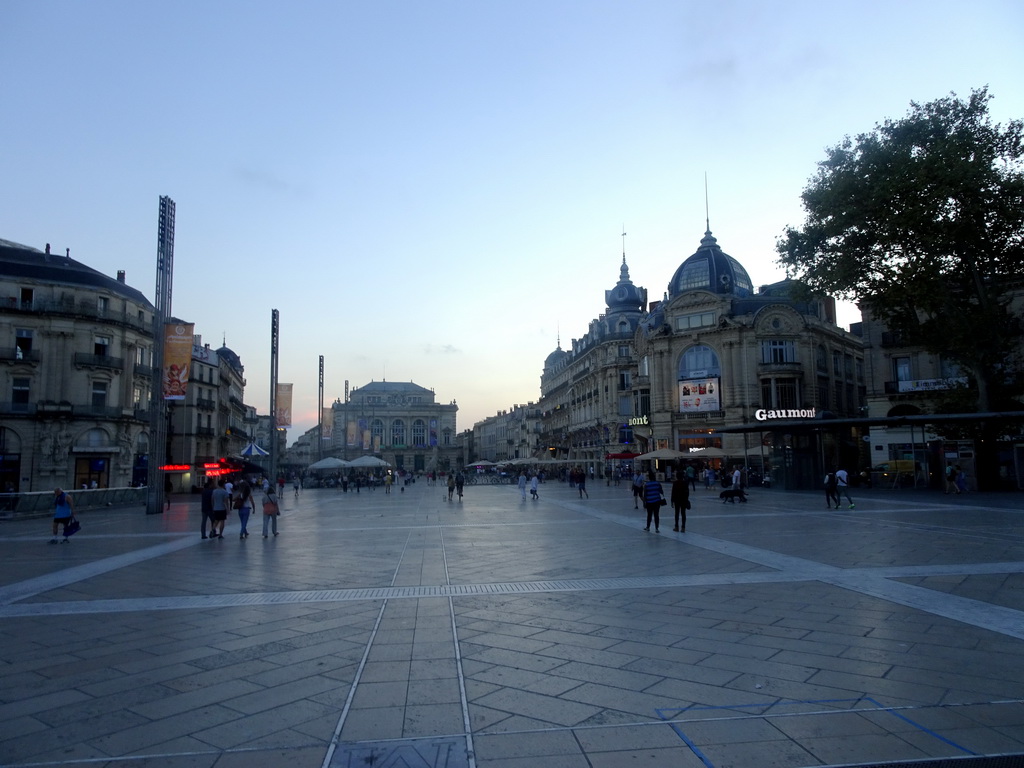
275, 383, 293, 428
162, 323, 194, 400
678, 377, 720, 412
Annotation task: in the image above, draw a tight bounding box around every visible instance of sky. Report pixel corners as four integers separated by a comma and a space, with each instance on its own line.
2, 1, 1022, 445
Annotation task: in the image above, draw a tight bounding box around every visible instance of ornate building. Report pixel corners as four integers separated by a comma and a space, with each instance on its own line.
328, 380, 458, 472
0, 240, 155, 491
538, 227, 866, 488
538, 253, 648, 473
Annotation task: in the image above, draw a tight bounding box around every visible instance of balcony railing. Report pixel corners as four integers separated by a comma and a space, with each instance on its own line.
133, 364, 153, 378
0, 297, 151, 333
74, 353, 124, 371
196, 397, 216, 411
0, 348, 41, 363
0, 401, 37, 416
72, 404, 125, 419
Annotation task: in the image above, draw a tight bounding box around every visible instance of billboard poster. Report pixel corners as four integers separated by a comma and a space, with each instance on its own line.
430, 418, 438, 446
346, 420, 358, 447
321, 408, 334, 441
276, 384, 293, 428
162, 323, 194, 400
679, 377, 720, 412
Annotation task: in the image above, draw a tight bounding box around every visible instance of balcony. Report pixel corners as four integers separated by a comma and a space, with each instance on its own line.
72, 404, 124, 419
0, 401, 37, 416
74, 353, 124, 371
884, 377, 969, 395
757, 361, 803, 375
0, 348, 41, 363
197, 426, 216, 437
196, 397, 216, 411
133, 364, 153, 378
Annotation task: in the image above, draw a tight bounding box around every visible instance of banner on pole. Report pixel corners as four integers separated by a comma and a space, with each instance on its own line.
276, 383, 293, 428
162, 323, 194, 400
322, 408, 334, 441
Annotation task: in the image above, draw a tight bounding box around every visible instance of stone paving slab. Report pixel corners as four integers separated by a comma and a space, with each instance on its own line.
0, 480, 1023, 767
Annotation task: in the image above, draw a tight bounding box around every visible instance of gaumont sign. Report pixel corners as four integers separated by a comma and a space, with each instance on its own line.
755, 408, 817, 421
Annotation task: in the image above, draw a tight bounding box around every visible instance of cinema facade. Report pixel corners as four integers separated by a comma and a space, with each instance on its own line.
539, 227, 868, 490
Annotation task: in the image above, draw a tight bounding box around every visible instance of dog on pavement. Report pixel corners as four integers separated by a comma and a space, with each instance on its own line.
719, 488, 748, 503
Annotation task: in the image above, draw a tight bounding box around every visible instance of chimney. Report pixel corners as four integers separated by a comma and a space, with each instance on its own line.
45, 243, 50, 254
117, 270, 126, 283
66, 248, 70, 258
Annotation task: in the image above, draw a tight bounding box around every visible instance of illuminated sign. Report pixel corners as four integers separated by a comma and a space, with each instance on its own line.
159, 464, 191, 471
755, 408, 817, 421
628, 416, 649, 427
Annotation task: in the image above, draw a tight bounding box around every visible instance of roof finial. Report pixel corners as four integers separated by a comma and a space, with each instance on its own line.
621, 226, 627, 264
704, 172, 711, 234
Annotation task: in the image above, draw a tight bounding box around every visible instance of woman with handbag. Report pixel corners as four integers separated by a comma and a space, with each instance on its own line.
642, 471, 664, 533
261, 486, 280, 538
235, 480, 253, 539
671, 472, 691, 532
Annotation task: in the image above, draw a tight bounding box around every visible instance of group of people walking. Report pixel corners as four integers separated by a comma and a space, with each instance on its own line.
201, 477, 281, 539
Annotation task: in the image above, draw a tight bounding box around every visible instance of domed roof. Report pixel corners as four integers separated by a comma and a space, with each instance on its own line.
605, 256, 647, 312
217, 345, 244, 374
668, 229, 753, 300
544, 345, 568, 371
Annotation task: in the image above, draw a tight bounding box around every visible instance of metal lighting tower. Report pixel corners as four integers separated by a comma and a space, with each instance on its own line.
146, 196, 175, 515
318, 355, 324, 460
269, 309, 279, 484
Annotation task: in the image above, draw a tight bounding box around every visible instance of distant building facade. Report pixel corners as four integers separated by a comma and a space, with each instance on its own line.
328, 380, 458, 472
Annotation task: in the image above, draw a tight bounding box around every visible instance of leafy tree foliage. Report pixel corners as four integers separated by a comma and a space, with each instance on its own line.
777, 88, 1024, 412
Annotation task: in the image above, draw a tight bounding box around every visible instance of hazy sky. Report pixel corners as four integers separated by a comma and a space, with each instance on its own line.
2, 1, 1022, 443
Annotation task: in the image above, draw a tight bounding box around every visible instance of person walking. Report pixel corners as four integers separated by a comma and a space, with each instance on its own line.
642, 471, 664, 532
235, 480, 254, 538
210, 478, 231, 538
49, 487, 75, 544
955, 465, 968, 493
293, 475, 301, 498
671, 474, 690, 532
824, 470, 841, 509
577, 467, 588, 499
261, 484, 280, 538
455, 471, 465, 501
835, 467, 855, 509
530, 473, 540, 500
447, 473, 456, 502
518, 471, 528, 500
632, 470, 645, 509
200, 478, 215, 538
944, 462, 959, 494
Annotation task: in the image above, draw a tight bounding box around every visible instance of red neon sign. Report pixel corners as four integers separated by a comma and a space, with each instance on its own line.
159, 464, 191, 471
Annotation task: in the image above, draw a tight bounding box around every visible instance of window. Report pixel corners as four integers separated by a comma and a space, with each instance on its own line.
679, 345, 721, 378
816, 345, 828, 373
618, 345, 631, 358
98, 296, 109, 314
91, 381, 108, 408
618, 395, 632, 416
136, 347, 147, 365
94, 335, 111, 356
940, 357, 963, 380
676, 260, 709, 291
20, 288, 33, 308
817, 377, 831, 410
761, 340, 796, 364
442, 428, 452, 446
618, 425, 633, 443
412, 419, 426, 446
15, 329, 32, 359
833, 351, 843, 378
893, 356, 912, 382
635, 388, 651, 418
639, 356, 649, 377
618, 370, 631, 390
676, 311, 716, 331
133, 385, 144, 408
761, 378, 800, 410
12, 377, 30, 411
391, 419, 406, 446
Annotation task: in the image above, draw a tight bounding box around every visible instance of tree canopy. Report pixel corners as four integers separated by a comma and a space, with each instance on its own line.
777, 87, 1024, 411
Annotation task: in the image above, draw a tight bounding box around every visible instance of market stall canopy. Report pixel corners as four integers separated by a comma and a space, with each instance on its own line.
468, 460, 497, 467
307, 456, 349, 470
348, 455, 391, 468
240, 442, 270, 457
634, 448, 688, 460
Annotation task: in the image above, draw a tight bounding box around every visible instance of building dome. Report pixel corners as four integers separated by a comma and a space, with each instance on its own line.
605, 256, 647, 312
667, 229, 753, 300
217, 345, 244, 374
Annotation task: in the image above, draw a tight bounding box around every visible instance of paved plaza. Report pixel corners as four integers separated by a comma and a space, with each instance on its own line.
1, 477, 1023, 768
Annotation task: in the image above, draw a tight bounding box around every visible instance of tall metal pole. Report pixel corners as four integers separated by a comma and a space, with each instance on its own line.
269, 309, 279, 484
146, 196, 175, 515
318, 355, 324, 460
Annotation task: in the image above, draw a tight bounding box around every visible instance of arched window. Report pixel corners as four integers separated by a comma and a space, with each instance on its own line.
678, 345, 721, 379
391, 419, 406, 446
79, 428, 112, 448
371, 419, 384, 444
412, 419, 426, 447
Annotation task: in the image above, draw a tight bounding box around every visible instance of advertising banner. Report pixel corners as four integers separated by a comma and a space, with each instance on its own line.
679, 377, 720, 413
321, 408, 334, 441
162, 323, 194, 400
346, 420, 358, 447
276, 384, 293, 428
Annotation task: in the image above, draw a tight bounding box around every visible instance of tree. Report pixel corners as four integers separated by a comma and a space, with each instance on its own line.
777, 87, 1024, 413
